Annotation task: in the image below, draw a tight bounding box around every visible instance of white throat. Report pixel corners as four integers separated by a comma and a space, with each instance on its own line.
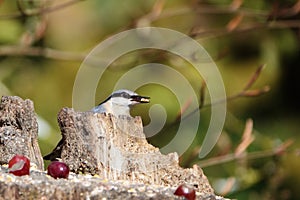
110, 102, 131, 116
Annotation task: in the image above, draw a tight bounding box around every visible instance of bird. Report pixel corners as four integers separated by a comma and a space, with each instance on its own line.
43, 138, 64, 161
43, 89, 150, 161
91, 89, 150, 116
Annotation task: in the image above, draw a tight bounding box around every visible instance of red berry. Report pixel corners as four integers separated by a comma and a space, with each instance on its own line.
8, 154, 30, 176
174, 184, 196, 200
47, 161, 69, 179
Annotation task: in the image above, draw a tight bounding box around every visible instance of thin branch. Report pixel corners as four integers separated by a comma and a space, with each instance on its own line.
230, 0, 243, 11
136, 0, 165, 27
193, 4, 268, 17
199, 80, 206, 109
131, 2, 270, 28
179, 65, 269, 123
243, 64, 265, 91
0, 45, 86, 61
291, 0, 300, 15
234, 118, 254, 156
175, 97, 192, 122
269, 0, 300, 19
218, 177, 236, 197
157, 1, 300, 22
0, 0, 84, 20
226, 14, 244, 32
197, 139, 294, 168
159, 4, 268, 22
190, 19, 300, 39
175, 80, 206, 122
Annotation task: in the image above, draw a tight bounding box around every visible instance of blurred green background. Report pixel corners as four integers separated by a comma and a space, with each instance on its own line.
1, 0, 300, 199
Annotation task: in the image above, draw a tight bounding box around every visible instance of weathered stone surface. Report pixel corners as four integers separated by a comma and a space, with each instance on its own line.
45, 107, 214, 195
0, 96, 228, 199
0, 166, 228, 200
0, 96, 43, 170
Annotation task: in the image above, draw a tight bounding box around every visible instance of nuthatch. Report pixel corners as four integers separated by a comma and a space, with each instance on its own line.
91, 89, 150, 116
43, 89, 150, 161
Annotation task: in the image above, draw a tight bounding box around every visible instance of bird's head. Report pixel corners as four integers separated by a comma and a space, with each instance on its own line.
108, 89, 150, 107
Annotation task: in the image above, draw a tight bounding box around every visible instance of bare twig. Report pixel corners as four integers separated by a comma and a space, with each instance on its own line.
197, 139, 294, 168
182, 118, 254, 167
136, 0, 165, 27
193, 4, 268, 17
0, 45, 86, 61
243, 64, 265, 91
241, 86, 271, 97
179, 65, 269, 123
291, 0, 300, 15
175, 97, 192, 122
180, 146, 201, 167
226, 14, 244, 32
0, 0, 84, 20
224, 65, 270, 101
274, 139, 294, 155
269, 0, 300, 19
234, 118, 254, 157
190, 19, 300, 39
230, 0, 243, 11
168, 80, 206, 123
130, 2, 269, 28
199, 80, 206, 109
219, 177, 236, 196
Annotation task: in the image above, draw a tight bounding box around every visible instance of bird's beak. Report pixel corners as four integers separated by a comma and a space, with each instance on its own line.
130, 95, 150, 103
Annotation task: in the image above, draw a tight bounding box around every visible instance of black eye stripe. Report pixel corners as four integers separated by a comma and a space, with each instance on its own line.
111, 92, 131, 99
97, 91, 150, 106
109, 91, 150, 102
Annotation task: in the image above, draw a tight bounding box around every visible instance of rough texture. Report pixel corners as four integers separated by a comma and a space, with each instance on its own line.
0, 96, 229, 199
0, 166, 228, 200
0, 96, 43, 170
48, 108, 214, 195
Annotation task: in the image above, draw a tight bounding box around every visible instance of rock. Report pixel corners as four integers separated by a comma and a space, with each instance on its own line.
0, 96, 229, 199
0, 96, 43, 170
46, 107, 214, 194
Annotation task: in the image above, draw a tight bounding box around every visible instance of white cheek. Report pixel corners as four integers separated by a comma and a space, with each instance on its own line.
130, 101, 139, 105
112, 97, 131, 105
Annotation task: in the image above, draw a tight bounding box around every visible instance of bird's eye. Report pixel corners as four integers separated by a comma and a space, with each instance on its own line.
121, 92, 131, 99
